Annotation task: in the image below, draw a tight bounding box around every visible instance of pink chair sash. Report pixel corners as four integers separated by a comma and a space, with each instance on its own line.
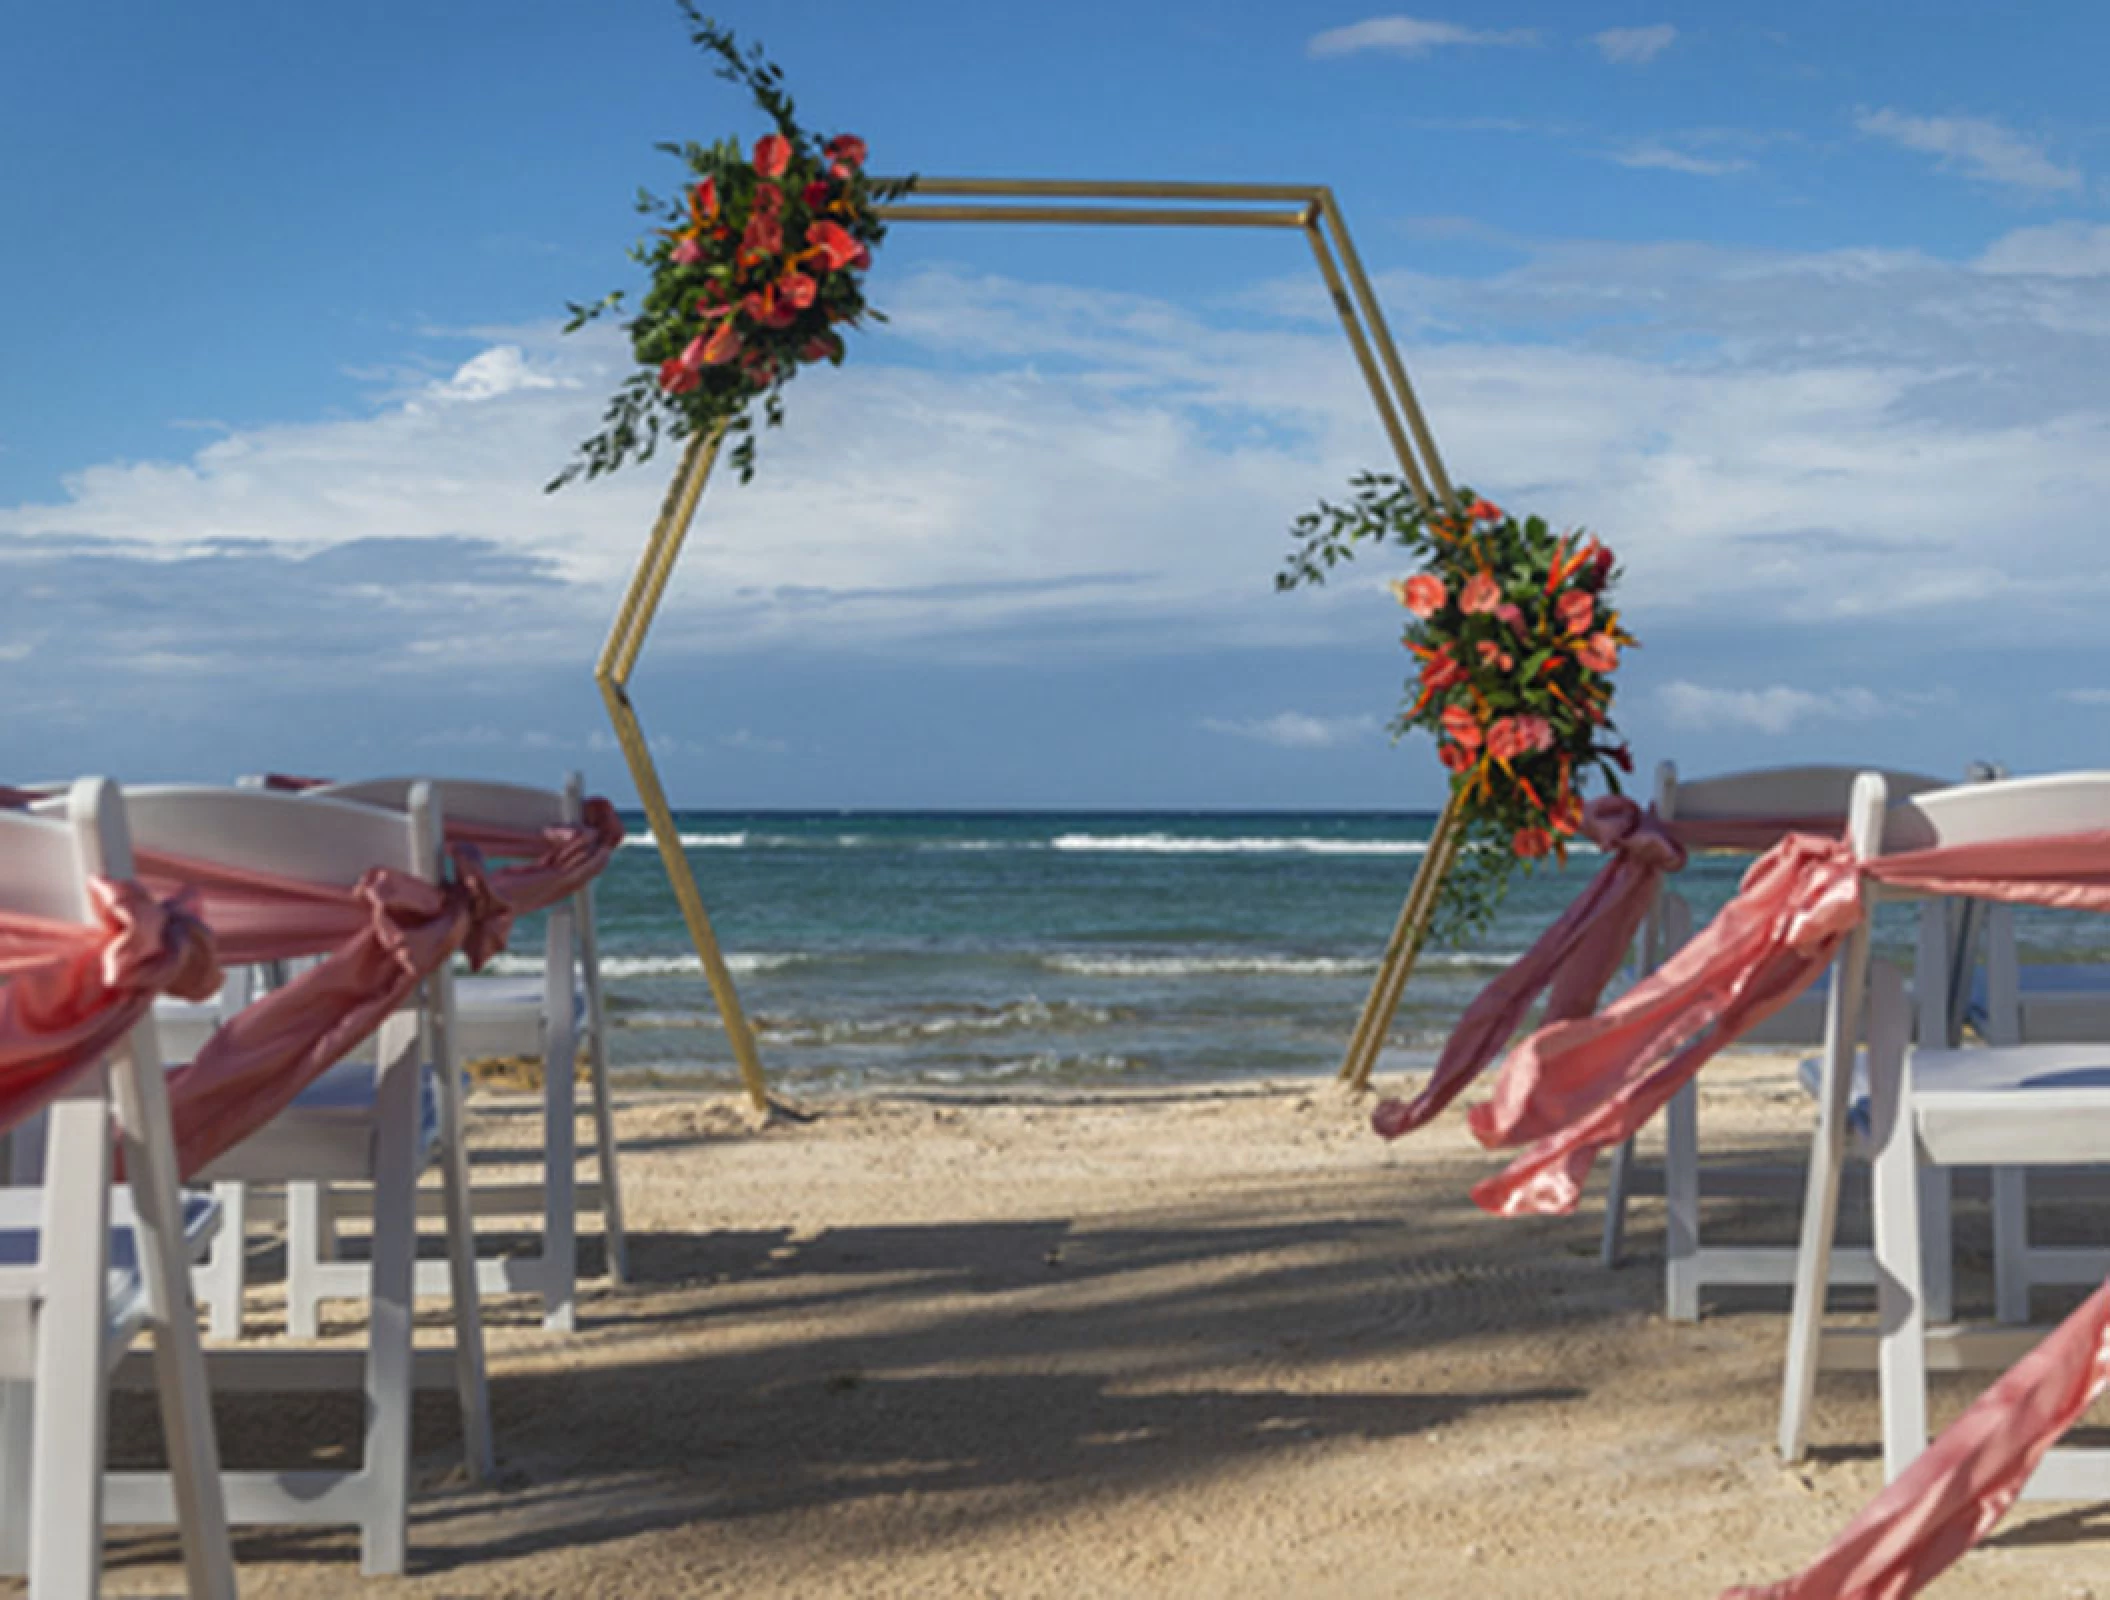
0, 880, 221, 1134
444, 798, 625, 969
1374, 796, 1833, 1141
133, 850, 474, 1178
1722, 1278, 2110, 1599
1470, 827, 2110, 1217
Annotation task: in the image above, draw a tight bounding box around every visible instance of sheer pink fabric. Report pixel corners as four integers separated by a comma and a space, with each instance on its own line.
132, 850, 472, 1178
0, 879, 220, 1133
1372, 798, 1841, 1142
1470, 828, 2110, 1217
1722, 1279, 2110, 1600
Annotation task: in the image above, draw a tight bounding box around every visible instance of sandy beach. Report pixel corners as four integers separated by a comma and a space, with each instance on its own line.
90, 1051, 2107, 1599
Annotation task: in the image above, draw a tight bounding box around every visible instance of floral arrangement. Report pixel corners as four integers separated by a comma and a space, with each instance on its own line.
549, 6, 911, 491
1279, 473, 1635, 939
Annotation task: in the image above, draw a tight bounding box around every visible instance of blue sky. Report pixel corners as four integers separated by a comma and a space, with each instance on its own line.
5, 2, 2109, 809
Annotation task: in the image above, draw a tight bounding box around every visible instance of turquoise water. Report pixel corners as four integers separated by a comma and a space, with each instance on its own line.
493, 811, 2108, 1094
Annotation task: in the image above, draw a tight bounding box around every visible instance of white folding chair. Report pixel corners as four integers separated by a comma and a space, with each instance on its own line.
42, 784, 494, 1576
1596, 762, 1953, 1322
1781, 770, 2110, 1477
282, 773, 626, 1334
0, 780, 233, 1597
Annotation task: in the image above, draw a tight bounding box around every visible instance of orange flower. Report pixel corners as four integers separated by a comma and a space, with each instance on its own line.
1459, 571, 1501, 615
1419, 647, 1465, 690
701, 321, 743, 365
1440, 704, 1483, 751
1468, 498, 1503, 523
1513, 826, 1553, 860
1575, 633, 1620, 673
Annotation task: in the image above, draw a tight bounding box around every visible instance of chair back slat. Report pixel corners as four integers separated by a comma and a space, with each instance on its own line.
36, 788, 430, 885
311, 777, 574, 833
1881, 770, 2110, 854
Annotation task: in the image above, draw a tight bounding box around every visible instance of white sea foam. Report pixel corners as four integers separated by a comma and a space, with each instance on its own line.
484, 951, 803, 978
1042, 954, 1378, 978
621, 831, 748, 849
1049, 833, 1427, 856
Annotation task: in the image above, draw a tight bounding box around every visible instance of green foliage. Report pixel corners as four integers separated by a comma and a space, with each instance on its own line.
1281, 474, 1637, 944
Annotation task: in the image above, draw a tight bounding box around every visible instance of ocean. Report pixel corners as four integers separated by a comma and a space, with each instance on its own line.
493, 810, 2109, 1095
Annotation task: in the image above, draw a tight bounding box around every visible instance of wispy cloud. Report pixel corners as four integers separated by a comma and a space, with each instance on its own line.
1855, 109, 2082, 194
1592, 24, 1676, 65
1201, 712, 1378, 749
1308, 15, 1539, 59
2056, 688, 2110, 707
1608, 141, 1751, 177
1659, 682, 1884, 736
1977, 221, 2110, 277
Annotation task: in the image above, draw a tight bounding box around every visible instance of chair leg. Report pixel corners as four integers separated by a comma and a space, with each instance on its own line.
286, 1180, 325, 1339
1992, 1165, 2031, 1324
1664, 1081, 1703, 1322
1778, 946, 1875, 1462
1599, 1136, 1634, 1269
28, 1084, 117, 1597
578, 883, 628, 1286
108, 1029, 237, 1599
1864, 964, 1929, 1484
1919, 1164, 1954, 1327
430, 971, 494, 1483
360, 1017, 420, 1577
196, 1180, 248, 1339
0, 1382, 29, 1576
541, 903, 579, 1333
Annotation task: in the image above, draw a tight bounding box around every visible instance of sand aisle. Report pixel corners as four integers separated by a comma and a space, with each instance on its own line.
101, 1053, 2107, 1597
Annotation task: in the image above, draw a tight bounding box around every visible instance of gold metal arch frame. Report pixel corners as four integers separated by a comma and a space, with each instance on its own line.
595, 178, 1465, 1112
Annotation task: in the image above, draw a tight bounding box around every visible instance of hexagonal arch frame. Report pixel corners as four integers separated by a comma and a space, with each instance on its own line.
596, 178, 1466, 1111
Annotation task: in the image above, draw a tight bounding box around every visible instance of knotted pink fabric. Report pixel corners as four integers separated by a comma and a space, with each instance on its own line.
1374, 795, 1687, 1139
1722, 1278, 2110, 1599
133, 850, 473, 1178
0, 879, 221, 1133
1471, 827, 2110, 1216
444, 798, 625, 969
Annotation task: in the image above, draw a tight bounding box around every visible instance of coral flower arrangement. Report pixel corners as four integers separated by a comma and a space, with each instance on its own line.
550, 5, 911, 490
1280, 473, 1636, 936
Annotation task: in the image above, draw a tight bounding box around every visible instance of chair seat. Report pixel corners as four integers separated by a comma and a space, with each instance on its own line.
451, 973, 589, 1061
1966, 964, 2110, 1043
1898, 1043, 2110, 1166
193, 1058, 442, 1184
0, 1190, 221, 1357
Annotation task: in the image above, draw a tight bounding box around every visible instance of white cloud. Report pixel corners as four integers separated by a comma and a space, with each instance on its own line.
1201, 713, 1378, 749
1308, 16, 1539, 59
1855, 109, 2082, 194
2056, 688, 2110, 706
1609, 142, 1751, 177
1659, 682, 1884, 736
1977, 222, 2110, 277
1592, 25, 1675, 65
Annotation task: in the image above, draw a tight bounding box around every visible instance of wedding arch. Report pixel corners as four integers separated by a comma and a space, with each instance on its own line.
595, 178, 1459, 1111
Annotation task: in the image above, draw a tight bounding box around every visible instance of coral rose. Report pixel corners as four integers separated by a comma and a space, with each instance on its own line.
1485, 717, 1526, 761
1459, 572, 1501, 615
1512, 714, 1555, 753
1440, 704, 1483, 751
1512, 826, 1553, 859
1393, 573, 1446, 617
752, 133, 791, 178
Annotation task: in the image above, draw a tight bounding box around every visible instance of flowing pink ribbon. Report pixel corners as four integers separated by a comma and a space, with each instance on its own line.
1722, 1278, 2110, 1599
0, 879, 222, 1134
446, 797, 626, 969
1470, 826, 2110, 1217
1374, 795, 1687, 1138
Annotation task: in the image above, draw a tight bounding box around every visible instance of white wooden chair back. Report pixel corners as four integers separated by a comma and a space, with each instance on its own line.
309, 773, 580, 833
